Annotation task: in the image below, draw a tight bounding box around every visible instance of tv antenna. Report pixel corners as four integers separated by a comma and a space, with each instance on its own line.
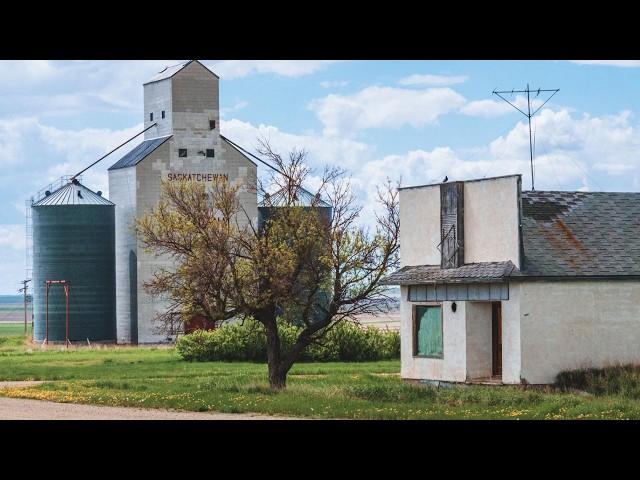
492, 84, 559, 191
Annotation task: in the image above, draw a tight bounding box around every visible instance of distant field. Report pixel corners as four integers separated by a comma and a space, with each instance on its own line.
356, 312, 400, 331
0, 297, 32, 323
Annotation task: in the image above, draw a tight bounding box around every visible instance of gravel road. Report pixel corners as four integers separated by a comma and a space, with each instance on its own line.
0, 382, 294, 420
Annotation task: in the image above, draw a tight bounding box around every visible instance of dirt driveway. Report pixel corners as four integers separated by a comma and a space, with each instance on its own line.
0, 382, 295, 420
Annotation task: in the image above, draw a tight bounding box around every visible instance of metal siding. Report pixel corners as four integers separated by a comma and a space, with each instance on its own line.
407, 283, 509, 302
426, 285, 437, 301
32, 204, 116, 342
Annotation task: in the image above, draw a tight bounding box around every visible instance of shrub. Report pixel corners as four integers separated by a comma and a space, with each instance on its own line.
176, 319, 400, 363
555, 364, 640, 399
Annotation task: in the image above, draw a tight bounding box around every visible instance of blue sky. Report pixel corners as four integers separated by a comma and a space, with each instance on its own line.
1, 59, 640, 293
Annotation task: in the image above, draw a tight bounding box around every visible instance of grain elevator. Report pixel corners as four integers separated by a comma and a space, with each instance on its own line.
108, 60, 258, 343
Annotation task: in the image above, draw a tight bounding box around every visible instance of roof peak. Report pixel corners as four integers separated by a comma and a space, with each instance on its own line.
399, 174, 521, 191
144, 60, 219, 85
523, 190, 640, 196
32, 180, 113, 207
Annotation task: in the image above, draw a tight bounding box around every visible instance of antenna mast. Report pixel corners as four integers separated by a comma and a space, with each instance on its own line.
492, 84, 559, 190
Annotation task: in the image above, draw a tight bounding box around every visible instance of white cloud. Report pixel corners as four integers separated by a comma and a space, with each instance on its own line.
0, 115, 144, 207
593, 163, 635, 175
206, 60, 337, 80
570, 60, 640, 68
0, 60, 337, 121
398, 74, 468, 86
38, 122, 144, 197
310, 86, 466, 136
0, 61, 58, 86
223, 106, 640, 225
220, 101, 249, 118
0, 249, 25, 294
460, 95, 545, 118
0, 225, 24, 250
0, 117, 40, 167
350, 108, 640, 221
221, 118, 373, 170
319, 80, 349, 89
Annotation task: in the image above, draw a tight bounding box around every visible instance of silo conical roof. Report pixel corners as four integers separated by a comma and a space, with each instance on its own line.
32, 180, 113, 206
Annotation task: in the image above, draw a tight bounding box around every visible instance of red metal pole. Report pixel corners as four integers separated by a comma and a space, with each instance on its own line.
65, 284, 69, 348
23, 283, 27, 334
45, 282, 48, 345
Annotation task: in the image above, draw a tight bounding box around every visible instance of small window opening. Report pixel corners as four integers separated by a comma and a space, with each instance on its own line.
206, 149, 215, 158
150, 112, 153, 122
178, 149, 187, 158
161, 111, 165, 119
209, 120, 216, 130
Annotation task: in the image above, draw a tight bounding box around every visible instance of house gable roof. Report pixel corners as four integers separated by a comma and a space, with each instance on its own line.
521, 190, 640, 277
108, 135, 172, 171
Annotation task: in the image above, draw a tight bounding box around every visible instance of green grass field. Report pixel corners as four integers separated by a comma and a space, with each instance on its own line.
1, 322, 640, 419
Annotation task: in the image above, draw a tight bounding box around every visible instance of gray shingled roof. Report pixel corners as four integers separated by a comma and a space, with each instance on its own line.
381, 261, 517, 285
108, 135, 172, 171
521, 191, 640, 276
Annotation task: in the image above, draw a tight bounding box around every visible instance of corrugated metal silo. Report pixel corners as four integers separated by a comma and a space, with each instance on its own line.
257, 186, 333, 327
32, 180, 116, 342
258, 186, 333, 230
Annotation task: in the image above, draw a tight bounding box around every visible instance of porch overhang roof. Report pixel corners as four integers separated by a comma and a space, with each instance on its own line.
380, 261, 519, 286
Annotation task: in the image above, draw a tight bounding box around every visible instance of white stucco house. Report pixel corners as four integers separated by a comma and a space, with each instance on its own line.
382, 174, 640, 385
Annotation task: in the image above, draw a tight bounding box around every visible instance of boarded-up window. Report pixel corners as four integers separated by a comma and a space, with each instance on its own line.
415, 305, 443, 358
439, 182, 464, 268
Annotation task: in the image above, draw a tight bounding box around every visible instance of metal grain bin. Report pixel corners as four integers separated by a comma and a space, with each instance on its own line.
257, 186, 332, 230
32, 180, 116, 342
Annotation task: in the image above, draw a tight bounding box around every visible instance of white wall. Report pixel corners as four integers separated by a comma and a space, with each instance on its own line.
399, 186, 440, 267
398, 175, 521, 268
464, 176, 521, 268
400, 288, 467, 382
400, 288, 522, 383
144, 79, 172, 139
109, 166, 137, 344
133, 136, 257, 343
501, 283, 521, 383
520, 280, 640, 384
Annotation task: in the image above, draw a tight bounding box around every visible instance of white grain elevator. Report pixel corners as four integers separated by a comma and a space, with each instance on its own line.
108, 60, 258, 344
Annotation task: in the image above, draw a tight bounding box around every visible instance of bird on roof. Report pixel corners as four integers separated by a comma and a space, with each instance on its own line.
442, 176, 448, 183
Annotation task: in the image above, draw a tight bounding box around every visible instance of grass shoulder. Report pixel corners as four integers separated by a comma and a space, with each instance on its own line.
1, 324, 640, 420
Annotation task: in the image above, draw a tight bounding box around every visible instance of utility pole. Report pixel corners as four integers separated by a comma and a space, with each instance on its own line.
492, 84, 559, 191
18, 279, 31, 334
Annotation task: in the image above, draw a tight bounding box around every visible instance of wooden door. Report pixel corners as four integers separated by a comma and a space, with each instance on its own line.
492, 302, 502, 377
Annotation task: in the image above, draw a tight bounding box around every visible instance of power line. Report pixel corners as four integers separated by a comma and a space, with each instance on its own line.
492, 84, 559, 191
222, 135, 319, 199
70, 123, 158, 181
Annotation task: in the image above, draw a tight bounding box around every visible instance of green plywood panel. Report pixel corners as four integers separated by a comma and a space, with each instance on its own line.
416, 306, 443, 357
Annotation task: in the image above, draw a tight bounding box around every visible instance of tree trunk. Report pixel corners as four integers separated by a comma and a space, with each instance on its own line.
264, 319, 286, 390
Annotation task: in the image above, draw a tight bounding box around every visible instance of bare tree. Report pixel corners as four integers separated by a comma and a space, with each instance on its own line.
137, 141, 400, 389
